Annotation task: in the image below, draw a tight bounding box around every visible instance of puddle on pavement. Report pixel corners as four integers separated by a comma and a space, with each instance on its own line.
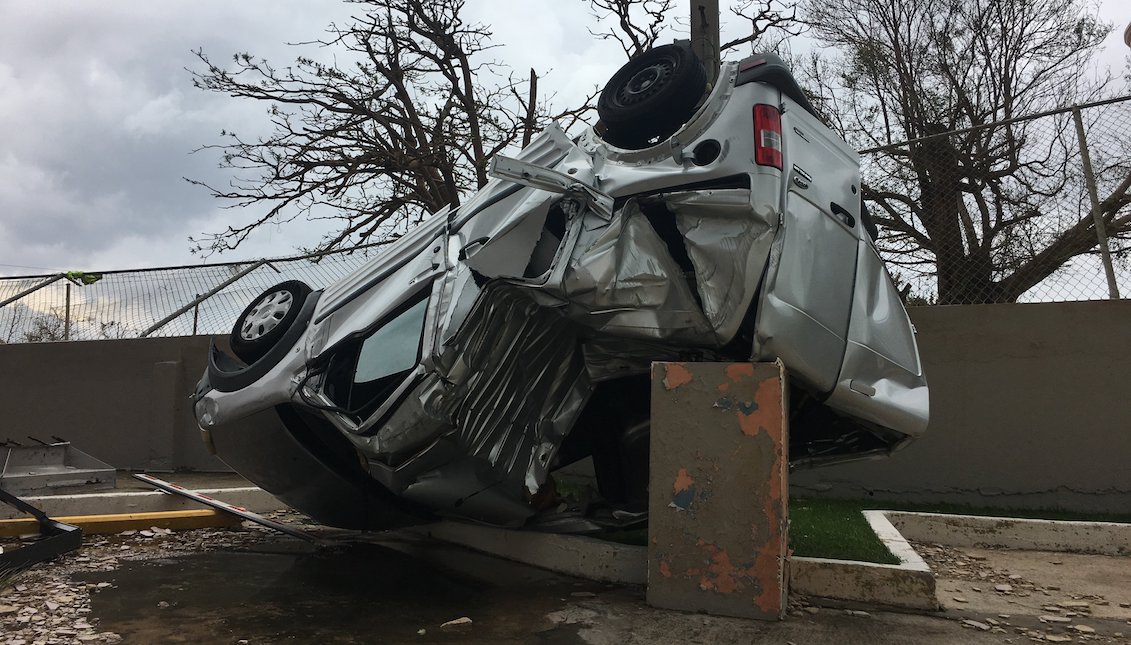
74, 538, 602, 643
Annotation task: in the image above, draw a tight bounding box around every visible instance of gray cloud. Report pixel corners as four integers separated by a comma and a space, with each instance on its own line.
1, 0, 1125, 277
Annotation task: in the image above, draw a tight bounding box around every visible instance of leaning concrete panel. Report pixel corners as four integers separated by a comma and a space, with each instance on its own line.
648, 361, 788, 620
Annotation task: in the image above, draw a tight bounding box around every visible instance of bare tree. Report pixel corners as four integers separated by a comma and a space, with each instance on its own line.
586, 0, 801, 58
586, 0, 676, 58
188, 0, 589, 256
801, 0, 1129, 303
22, 310, 67, 343
720, 0, 802, 53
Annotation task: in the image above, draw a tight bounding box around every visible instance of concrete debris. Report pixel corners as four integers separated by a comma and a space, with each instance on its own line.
441, 616, 473, 630
1070, 624, 1095, 633
1044, 635, 1073, 643
996, 584, 1014, 593
1039, 615, 1072, 623
0, 519, 269, 644
961, 619, 992, 631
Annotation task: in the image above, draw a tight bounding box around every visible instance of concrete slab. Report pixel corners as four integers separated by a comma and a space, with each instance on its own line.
884, 511, 1131, 556
408, 521, 647, 584
918, 543, 1131, 640
648, 361, 788, 620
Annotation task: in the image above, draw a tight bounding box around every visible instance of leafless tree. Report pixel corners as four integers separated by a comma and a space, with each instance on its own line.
22, 310, 67, 343
586, 0, 801, 58
188, 0, 591, 256
586, 0, 677, 58
801, 0, 1129, 303
720, 0, 802, 53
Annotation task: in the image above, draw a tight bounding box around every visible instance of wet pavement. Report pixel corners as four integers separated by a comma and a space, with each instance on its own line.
71, 537, 605, 643
6, 521, 1128, 644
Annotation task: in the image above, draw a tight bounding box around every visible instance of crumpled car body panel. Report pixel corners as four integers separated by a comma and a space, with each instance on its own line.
194, 60, 928, 529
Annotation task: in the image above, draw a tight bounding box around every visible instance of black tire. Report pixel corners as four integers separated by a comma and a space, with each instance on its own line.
230, 280, 312, 364
597, 41, 708, 149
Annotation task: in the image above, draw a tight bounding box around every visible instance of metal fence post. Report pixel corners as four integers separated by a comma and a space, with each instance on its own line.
64, 283, 71, 341
192, 296, 200, 336
1071, 105, 1121, 300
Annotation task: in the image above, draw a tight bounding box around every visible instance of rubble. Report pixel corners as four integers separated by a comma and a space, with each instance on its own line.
0, 514, 289, 644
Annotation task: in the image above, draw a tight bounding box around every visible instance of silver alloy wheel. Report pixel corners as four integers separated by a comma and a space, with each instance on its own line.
239, 289, 294, 341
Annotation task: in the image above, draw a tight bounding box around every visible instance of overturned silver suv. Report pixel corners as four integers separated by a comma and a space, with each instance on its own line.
193, 45, 928, 531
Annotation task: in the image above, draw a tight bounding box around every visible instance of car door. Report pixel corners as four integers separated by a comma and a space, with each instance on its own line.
754, 94, 861, 394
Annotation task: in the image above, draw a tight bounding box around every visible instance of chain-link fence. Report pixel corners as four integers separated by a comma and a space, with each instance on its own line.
859, 95, 1131, 305
2, 96, 1129, 343
0, 245, 387, 343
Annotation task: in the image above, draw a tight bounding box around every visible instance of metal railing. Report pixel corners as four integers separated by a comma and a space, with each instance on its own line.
0, 245, 387, 343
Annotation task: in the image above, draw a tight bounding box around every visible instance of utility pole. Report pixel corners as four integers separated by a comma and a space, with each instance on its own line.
690, 0, 721, 86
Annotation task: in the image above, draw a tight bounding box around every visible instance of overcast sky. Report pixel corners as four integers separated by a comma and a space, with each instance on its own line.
1, 0, 1127, 278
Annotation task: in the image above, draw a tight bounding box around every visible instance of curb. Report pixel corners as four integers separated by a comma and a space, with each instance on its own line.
0, 509, 243, 536
409, 516, 940, 611
788, 511, 937, 611
0, 487, 284, 520
882, 510, 1131, 556
408, 522, 647, 584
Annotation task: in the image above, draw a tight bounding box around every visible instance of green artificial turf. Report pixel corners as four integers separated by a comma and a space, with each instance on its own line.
789, 498, 899, 564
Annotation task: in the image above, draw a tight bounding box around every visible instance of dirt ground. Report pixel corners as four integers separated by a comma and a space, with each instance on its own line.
3, 519, 1130, 644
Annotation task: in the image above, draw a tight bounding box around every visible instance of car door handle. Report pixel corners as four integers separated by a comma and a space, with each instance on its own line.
458, 236, 491, 261
830, 202, 855, 228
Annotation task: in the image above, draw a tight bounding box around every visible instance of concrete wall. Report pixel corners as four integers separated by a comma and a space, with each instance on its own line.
0, 335, 227, 472
2, 300, 1128, 512
792, 300, 1131, 514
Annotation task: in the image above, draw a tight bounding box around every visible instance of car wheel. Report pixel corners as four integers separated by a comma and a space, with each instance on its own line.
597, 41, 708, 150
230, 280, 312, 364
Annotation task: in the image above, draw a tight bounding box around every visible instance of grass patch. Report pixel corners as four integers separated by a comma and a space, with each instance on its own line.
790, 498, 899, 564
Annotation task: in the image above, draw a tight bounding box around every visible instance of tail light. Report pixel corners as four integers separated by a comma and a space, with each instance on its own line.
753, 104, 783, 170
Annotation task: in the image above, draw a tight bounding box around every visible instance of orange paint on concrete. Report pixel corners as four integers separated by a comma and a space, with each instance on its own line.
672, 467, 695, 493
735, 378, 783, 438
750, 376, 786, 614
659, 559, 673, 578
753, 377, 784, 443
725, 363, 755, 381
662, 363, 694, 390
